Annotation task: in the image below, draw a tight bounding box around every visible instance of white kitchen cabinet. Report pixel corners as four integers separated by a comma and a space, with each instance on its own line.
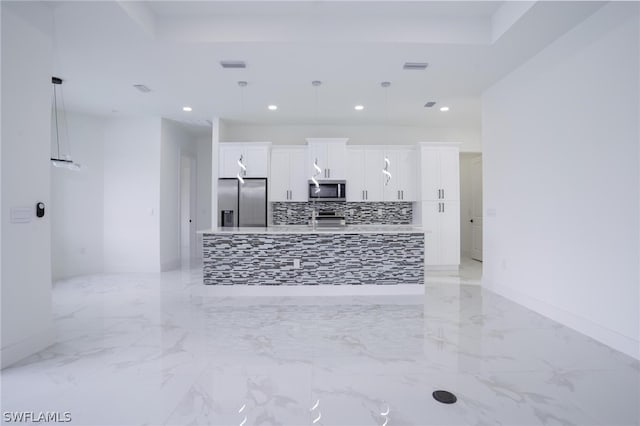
382, 148, 416, 202
418, 142, 461, 269
419, 144, 460, 202
422, 200, 460, 267
306, 138, 348, 180
347, 146, 416, 202
270, 147, 307, 202
347, 148, 383, 202
219, 142, 271, 178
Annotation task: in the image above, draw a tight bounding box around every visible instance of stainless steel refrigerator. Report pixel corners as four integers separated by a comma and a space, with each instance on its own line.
218, 178, 268, 227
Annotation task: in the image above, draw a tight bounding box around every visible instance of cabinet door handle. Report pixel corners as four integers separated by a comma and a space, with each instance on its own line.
365, 190, 368, 200
397, 190, 400, 200
442, 202, 445, 213
328, 168, 330, 178
401, 190, 404, 200
442, 189, 445, 199
362, 190, 365, 200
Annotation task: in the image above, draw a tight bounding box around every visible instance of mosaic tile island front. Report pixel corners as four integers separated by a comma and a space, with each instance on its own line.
202, 225, 424, 286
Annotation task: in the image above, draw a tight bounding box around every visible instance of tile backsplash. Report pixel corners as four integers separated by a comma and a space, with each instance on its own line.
271, 201, 413, 225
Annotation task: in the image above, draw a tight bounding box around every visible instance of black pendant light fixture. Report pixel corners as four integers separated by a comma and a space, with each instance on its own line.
51, 76, 82, 171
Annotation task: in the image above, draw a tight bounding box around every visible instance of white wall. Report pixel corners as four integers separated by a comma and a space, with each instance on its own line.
222, 123, 481, 152
1, 2, 55, 368
51, 112, 105, 280
482, 3, 639, 359
103, 117, 162, 273
196, 134, 212, 255
159, 118, 197, 270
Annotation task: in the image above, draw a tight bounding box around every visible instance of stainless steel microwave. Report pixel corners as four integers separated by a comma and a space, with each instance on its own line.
308, 180, 346, 202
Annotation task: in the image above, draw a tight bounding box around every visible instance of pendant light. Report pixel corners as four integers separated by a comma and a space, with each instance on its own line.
237, 154, 246, 184
381, 81, 391, 185
310, 80, 322, 193
51, 77, 82, 171
236, 81, 248, 185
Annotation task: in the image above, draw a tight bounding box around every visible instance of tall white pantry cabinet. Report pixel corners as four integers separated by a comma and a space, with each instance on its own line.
418, 142, 461, 270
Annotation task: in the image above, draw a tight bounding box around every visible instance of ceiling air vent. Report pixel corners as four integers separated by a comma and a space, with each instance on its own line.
133, 84, 151, 93
220, 60, 247, 69
403, 62, 429, 70
424, 101, 436, 108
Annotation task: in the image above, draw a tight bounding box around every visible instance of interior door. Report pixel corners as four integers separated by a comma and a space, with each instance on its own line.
471, 156, 483, 261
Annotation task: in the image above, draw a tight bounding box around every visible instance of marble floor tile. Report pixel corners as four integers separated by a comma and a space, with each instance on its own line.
1, 261, 638, 426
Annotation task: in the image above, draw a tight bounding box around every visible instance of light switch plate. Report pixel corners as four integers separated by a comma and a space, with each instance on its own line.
10, 207, 32, 223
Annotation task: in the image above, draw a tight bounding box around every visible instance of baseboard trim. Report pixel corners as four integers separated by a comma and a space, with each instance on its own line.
484, 280, 640, 360
427, 265, 460, 272
1, 326, 55, 369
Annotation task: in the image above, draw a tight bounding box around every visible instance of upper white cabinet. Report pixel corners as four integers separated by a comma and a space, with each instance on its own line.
419, 144, 460, 201
270, 147, 307, 202
382, 148, 416, 202
219, 142, 271, 178
306, 138, 348, 180
347, 148, 383, 202
347, 146, 416, 202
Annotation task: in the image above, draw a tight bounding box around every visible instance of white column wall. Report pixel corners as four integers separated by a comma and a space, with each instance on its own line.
196, 134, 212, 256
1, 3, 55, 368
482, 3, 639, 358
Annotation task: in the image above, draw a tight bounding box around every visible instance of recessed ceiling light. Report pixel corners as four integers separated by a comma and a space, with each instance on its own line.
268, 105, 278, 111
440, 106, 450, 112
403, 62, 429, 70
183, 106, 193, 112
424, 101, 436, 108
354, 105, 364, 111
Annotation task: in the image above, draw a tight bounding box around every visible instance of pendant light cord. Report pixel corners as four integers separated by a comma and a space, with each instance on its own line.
59, 82, 72, 160
53, 84, 61, 160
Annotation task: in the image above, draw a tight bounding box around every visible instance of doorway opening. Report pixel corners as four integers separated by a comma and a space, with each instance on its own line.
459, 153, 483, 282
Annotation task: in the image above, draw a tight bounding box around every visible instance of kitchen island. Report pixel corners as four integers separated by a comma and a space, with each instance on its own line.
200, 225, 424, 285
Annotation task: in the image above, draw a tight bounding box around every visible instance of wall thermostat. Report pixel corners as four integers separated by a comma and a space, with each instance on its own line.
36, 202, 45, 218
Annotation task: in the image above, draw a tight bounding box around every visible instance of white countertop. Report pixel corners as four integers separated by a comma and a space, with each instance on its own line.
199, 225, 425, 234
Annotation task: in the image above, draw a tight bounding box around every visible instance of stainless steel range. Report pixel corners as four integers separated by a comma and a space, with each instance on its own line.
310, 209, 346, 227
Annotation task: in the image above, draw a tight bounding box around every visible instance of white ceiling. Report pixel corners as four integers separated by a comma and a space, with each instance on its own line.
49, 1, 605, 130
